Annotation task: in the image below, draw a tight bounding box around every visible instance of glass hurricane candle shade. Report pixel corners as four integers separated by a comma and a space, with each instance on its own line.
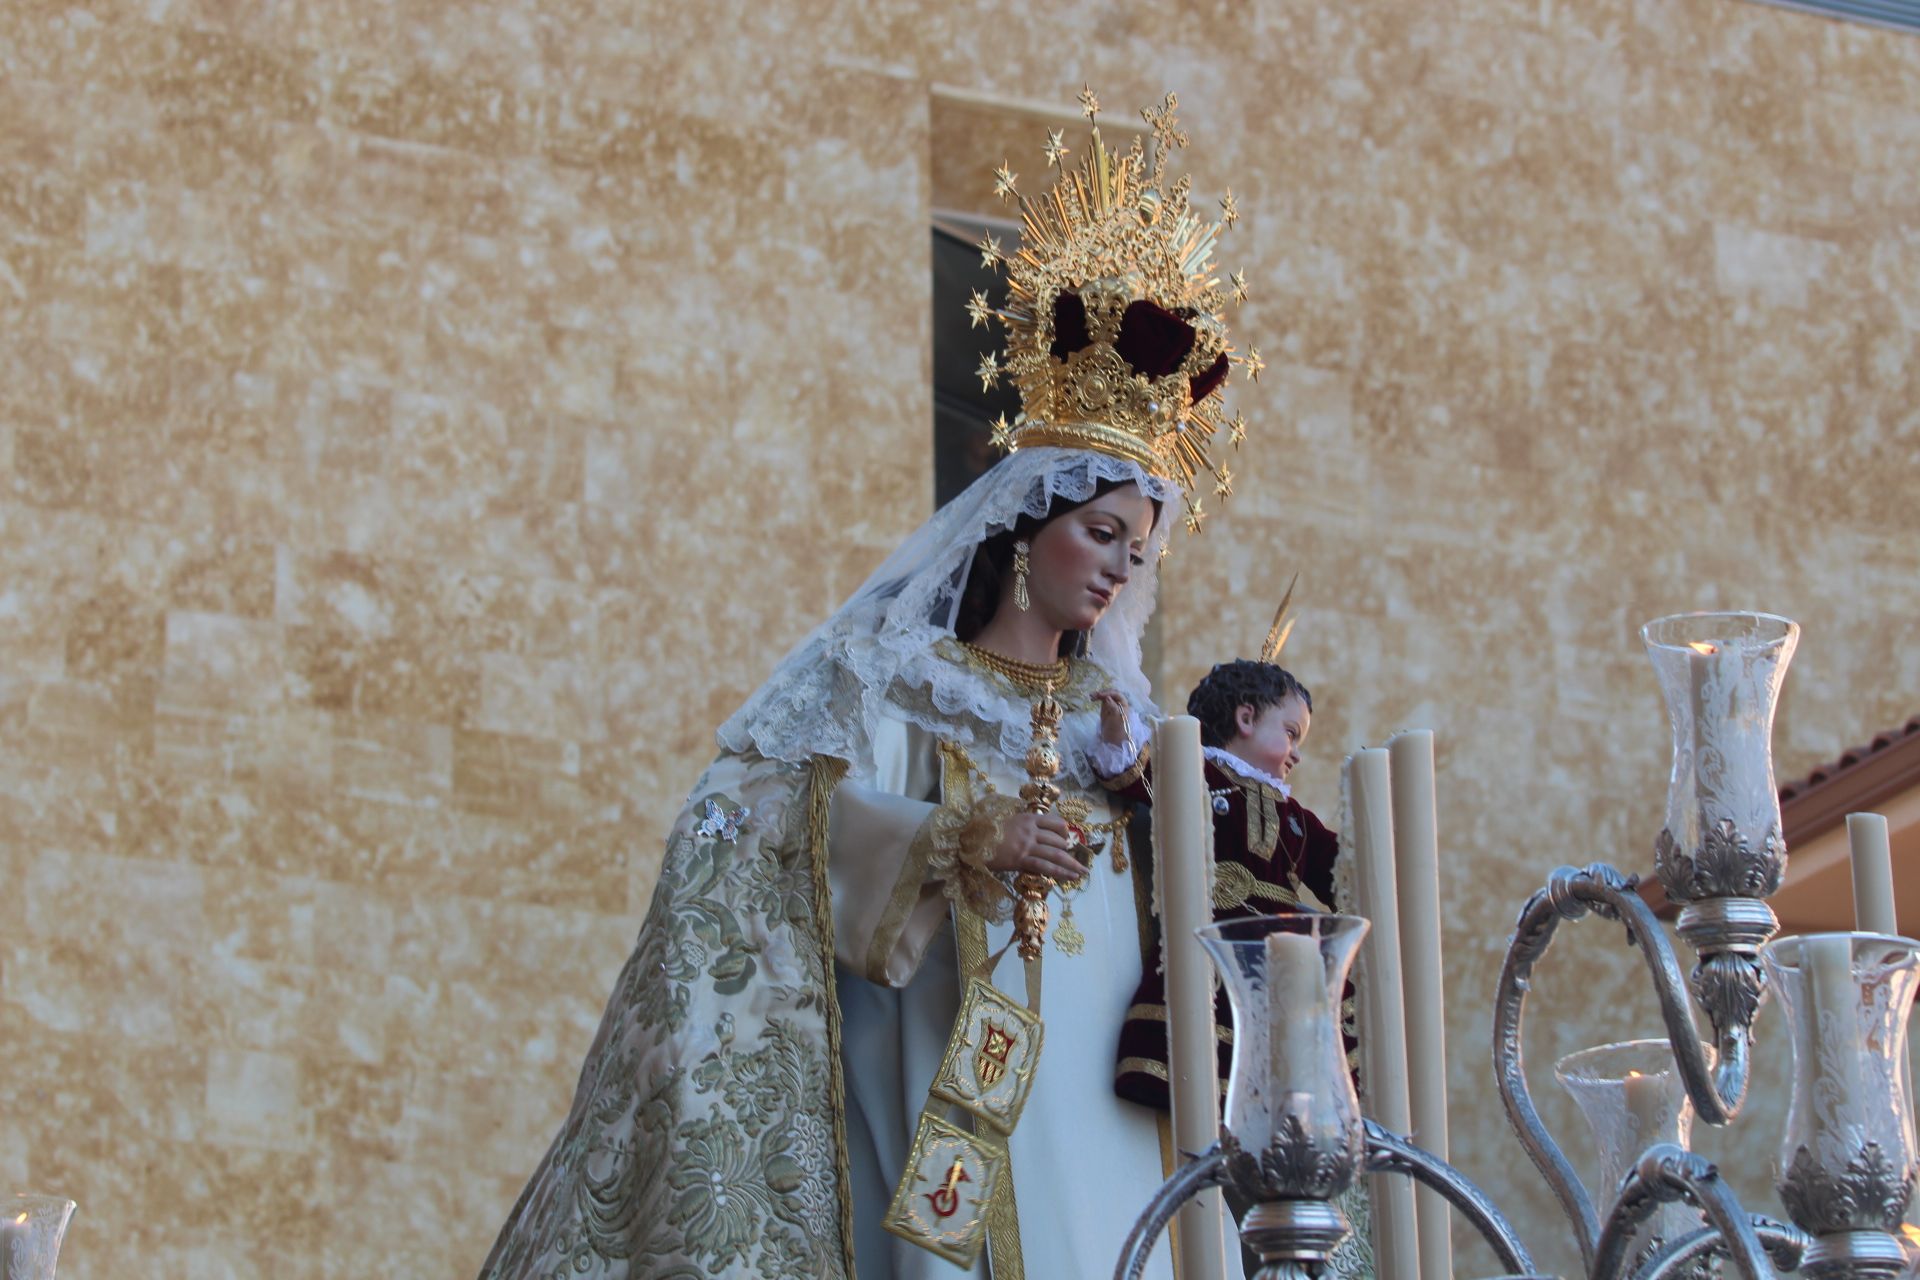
1640, 613, 1798, 906
1761, 934, 1920, 1240
1555, 1039, 1710, 1263
1, 1195, 75, 1280
1196, 914, 1369, 1202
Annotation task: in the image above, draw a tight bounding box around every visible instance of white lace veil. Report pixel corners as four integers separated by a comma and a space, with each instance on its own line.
717, 447, 1178, 785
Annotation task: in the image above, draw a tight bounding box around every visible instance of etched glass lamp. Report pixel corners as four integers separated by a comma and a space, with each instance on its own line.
1, 1195, 76, 1280
1762, 933, 1920, 1280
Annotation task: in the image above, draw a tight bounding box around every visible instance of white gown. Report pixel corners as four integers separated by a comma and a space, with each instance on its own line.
834, 712, 1175, 1280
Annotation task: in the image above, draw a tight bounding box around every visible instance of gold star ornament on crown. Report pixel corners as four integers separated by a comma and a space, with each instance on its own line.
972, 90, 1255, 523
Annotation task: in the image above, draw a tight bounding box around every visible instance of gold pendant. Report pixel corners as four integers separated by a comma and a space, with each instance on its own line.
1054, 900, 1085, 956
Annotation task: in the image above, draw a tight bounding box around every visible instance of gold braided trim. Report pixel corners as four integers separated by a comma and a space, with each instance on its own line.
944, 742, 1026, 1278
1097, 741, 1151, 792
1248, 783, 1283, 862
987, 1175, 1025, 1280
955, 905, 1026, 1275
806, 755, 858, 1279
1119, 1054, 1171, 1082
1212, 860, 1302, 913
1011, 421, 1166, 476
1122, 1003, 1233, 1044
1118, 1055, 1229, 1100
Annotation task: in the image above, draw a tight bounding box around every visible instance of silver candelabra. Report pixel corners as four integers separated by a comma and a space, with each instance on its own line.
1118, 611, 1920, 1280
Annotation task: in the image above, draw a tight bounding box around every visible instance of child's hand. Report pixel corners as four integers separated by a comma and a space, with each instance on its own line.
1092, 689, 1132, 748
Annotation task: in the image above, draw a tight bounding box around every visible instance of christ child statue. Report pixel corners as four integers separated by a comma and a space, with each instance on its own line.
1099, 659, 1343, 1109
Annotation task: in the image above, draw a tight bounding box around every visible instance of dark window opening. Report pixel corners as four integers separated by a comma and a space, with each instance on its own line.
931, 212, 1022, 510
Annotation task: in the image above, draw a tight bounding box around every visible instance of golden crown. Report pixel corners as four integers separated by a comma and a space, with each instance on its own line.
972, 88, 1257, 532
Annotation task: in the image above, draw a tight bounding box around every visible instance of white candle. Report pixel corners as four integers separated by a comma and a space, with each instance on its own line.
1267, 931, 1328, 1094
1849, 813, 1897, 936
1804, 934, 1864, 1146
1849, 811, 1920, 1235
1152, 715, 1228, 1280
1619, 1071, 1669, 1167
1, 1210, 27, 1280
1389, 729, 1453, 1280
1348, 747, 1420, 1280
1686, 641, 1718, 826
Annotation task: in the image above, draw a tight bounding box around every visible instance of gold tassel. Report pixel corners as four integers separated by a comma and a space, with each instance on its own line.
805, 756, 857, 1275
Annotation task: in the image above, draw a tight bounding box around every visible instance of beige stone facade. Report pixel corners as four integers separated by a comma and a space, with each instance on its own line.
3, 1, 1918, 1275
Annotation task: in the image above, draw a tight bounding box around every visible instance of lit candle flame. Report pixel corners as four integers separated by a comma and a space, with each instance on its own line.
1686, 641, 1718, 656
11, 1212, 24, 1224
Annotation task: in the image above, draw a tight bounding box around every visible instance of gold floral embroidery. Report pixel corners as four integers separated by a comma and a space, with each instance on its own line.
478, 763, 853, 1280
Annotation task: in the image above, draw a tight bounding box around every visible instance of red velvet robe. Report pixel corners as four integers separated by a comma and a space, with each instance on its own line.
1105, 751, 1346, 1109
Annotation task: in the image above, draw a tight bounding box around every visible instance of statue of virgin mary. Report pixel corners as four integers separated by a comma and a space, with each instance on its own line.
478, 92, 1256, 1280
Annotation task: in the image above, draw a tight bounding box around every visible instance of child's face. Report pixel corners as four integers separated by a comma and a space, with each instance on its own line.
1230, 692, 1311, 783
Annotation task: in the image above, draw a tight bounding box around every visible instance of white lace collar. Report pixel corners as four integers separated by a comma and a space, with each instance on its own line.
1204, 746, 1291, 799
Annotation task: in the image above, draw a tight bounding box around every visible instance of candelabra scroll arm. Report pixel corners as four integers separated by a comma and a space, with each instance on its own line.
1362, 1119, 1537, 1275
1495, 864, 1760, 1273
1495, 867, 1609, 1270
1605, 886, 1756, 1129
1113, 1142, 1230, 1280
1593, 1145, 1776, 1280
1632, 1216, 1810, 1280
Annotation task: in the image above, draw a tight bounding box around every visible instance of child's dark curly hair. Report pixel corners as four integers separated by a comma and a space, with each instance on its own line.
1185, 660, 1313, 749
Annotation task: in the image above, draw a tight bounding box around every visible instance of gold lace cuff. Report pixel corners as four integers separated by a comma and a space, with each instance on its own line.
1098, 741, 1151, 792
920, 791, 1021, 923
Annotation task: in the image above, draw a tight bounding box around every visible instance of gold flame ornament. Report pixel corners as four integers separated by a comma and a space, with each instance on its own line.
1260, 571, 1300, 664
973, 89, 1257, 528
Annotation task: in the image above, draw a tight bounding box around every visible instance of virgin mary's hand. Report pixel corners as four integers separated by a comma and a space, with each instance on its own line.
987, 812, 1086, 882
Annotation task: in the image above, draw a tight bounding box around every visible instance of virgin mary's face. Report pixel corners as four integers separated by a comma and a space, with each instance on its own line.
1025, 485, 1156, 632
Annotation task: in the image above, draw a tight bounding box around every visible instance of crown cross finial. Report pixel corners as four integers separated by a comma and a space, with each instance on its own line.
1142, 92, 1188, 159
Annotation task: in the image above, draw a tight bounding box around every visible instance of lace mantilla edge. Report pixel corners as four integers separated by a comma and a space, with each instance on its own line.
884, 641, 1142, 788
715, 448, 1170, 783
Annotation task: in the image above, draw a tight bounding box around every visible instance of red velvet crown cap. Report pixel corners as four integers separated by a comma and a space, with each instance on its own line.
1049, 290, 1231, 411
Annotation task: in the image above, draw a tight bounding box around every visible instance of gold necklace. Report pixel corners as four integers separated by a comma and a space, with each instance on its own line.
958, 641, 1071, 693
